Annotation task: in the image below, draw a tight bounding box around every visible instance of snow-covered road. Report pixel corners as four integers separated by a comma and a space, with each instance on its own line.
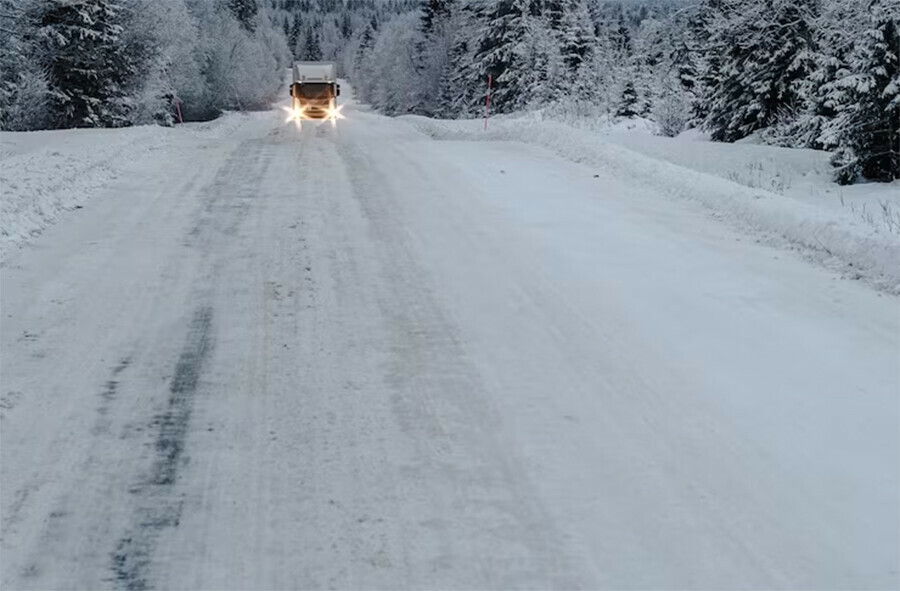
2, 96, 898, 590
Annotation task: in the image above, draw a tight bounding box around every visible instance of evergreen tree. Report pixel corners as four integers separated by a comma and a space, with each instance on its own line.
523, 11, 566, 107
303, 26, 322, 60
610, 12, 632, 55
700, 0, 819, 142
823, 0, 900, 183
0, 0, 50, 131
474, 0, 536, 114
542, 0, 564, 30
37, 0, 132, 128
411, 0, 456, 115
358, 24, 375, 59
289, 16, 303, 56
761, 0, 866, 148
340, 12, 352, 39
557, 0, 594, 76
228, 0, 259, 32
437, 0, 484, 116
420, 0, 451, 35
616, 80, 638, 117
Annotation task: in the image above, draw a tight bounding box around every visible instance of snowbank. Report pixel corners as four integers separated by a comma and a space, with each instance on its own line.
0, 112, 252, 262
605, 128, 900, 218
0, 126, 168, 261
403, 115, 900, 294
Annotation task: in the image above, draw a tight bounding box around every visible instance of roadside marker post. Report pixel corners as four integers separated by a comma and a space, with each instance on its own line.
174, 97, 184, 124
484, 74, 492, 131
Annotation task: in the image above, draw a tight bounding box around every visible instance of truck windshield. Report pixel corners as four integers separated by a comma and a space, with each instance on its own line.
296, 83, 333, 99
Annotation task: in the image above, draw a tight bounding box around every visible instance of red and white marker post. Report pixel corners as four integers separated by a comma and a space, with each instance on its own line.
174, 97, 184, 124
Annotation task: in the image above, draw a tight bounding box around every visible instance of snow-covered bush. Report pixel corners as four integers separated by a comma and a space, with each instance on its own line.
2, 67, 51, 132
653, 79, 690, 137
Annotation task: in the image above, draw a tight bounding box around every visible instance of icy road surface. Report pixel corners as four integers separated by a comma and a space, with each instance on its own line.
2, 99, 898, 590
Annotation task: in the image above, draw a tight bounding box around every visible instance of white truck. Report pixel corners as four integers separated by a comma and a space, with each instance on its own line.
289, 62, 341, 120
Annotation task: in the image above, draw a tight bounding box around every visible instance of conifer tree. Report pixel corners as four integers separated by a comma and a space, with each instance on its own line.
289, 16, 303, 57
616, 80, 638, 117
0, 0, 50, 130
420, 0, 451, 35
438, 0, 484, 116
228, 0, 259, 32
474, 0, 536, 114
700, 0, 818, 142
303, 26, 323, 60
37, 0, 132, 128
823, 0, 900, 183
557, 0, 594, 76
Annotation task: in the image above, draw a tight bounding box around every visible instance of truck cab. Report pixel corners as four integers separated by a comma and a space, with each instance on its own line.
290, 62, 341, 120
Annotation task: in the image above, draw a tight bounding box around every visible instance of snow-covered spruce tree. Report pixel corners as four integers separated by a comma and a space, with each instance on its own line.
356, 23, 376, 67
674, 17, 702, 123
117, 0, 177, 125
578, 8, 635, 120
288, 15, 303, 56
302, 26, 323, 60
616, 80, 638, 117
792, 0, 868, 147
228, 0, 259, 32
36, 0, 133, 128
411, 0, 457, 116
685, 0, 722, 125
628, 17, 664, 118
439, 0, 490, 117
474, 0, 538, 114
557, 0, 594, 77
699, 0, 819, 142
522, 10, 567, 110
822, 0, 899, 183
620, 8, 698, 135
339, 11, 352, 39
0, 0, 51, 131
754, 0, 862, 148
705, 0, 818, 142
421, 0, 452, 35
541, 0, 564, 30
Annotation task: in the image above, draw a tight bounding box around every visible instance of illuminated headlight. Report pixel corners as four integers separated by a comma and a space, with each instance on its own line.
282, 105, 305, 121
325, 104, 345, 121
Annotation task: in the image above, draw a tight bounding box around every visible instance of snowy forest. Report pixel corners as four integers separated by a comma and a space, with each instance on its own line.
1, 0, 898, 184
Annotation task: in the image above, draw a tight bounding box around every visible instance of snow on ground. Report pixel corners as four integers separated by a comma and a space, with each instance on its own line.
607, 126, 900, 223
0, 112, 254, 262
403, 115, 900, 294
1, 93, 898, 589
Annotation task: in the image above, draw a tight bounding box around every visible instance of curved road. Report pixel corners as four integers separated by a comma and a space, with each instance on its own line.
2, 95, 898, 590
